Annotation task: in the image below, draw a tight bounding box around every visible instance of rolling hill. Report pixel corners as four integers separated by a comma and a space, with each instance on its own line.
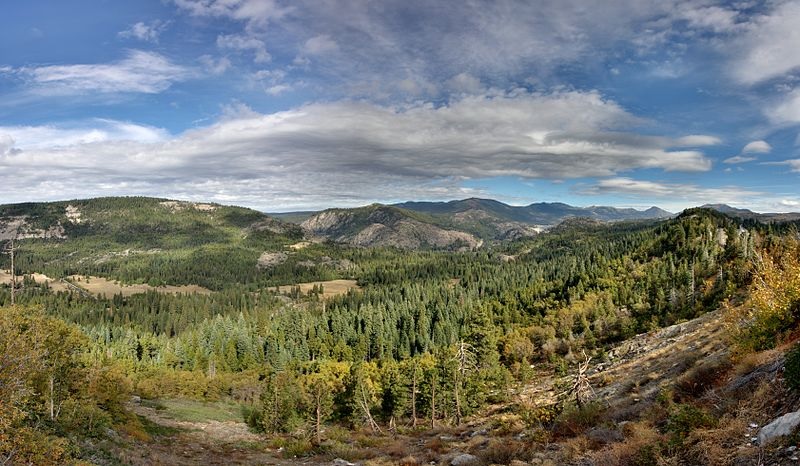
0, 197, 312, 290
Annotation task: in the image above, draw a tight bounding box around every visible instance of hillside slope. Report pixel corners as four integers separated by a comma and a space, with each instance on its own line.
0, 197, 310, 290
301, 204, 481, 249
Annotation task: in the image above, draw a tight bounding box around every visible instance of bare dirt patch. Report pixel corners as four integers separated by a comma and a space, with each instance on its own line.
0, 270, 70, 293
68, 275, 212, 297
277, 279, 360, 299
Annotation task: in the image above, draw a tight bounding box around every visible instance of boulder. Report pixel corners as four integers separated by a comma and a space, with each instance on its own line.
332, 459, 356, 466
450, 453, 480, 466
758, 410, 800, 445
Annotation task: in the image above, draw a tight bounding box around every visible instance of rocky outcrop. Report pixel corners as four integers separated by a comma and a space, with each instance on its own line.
301, 206, 480, 250
257, 252, 288, 268
759, 410, 800, 445
0, 216, 66, 241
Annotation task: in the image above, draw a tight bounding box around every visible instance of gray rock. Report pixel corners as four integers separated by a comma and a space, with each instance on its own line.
758, 410, 800, 445
332, 459, 356, 466
450, 454, 480, 466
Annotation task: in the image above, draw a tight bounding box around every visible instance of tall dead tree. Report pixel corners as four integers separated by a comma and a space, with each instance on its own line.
2, 231, 19, 305
570, 350, 595, 408
452, 341, 476, 425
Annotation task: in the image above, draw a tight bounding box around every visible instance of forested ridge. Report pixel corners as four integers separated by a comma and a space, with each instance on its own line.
1, 198, 797, 464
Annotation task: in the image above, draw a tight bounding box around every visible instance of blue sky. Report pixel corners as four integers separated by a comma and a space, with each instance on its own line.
1, 0, 800, 212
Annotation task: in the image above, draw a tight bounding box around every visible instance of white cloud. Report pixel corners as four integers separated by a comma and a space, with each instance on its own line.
730, 1, 800, 85
767, 89, 800, 124
742, 140, 771, 153
173, 0, 289, 29
724, 139, 772, 164
0, 91, 715, 209
446, 73, 484, 94
15, 50, 192, 95
678, 5, 740, 34
199, 55, 231, 75
582, 177, 761, 206
781, 199, 800, 208
302, 35, 338, 55
723, 155, 756, 164
217, 34, 270, 63
0, 134, 16, 155
118, 20, 169, 43
775, 159, 800, 172
0, 120, 168, 150
675, 135, 722, 146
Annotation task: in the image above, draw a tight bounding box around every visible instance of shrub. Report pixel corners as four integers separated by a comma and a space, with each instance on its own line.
665, 404, 716, 446
727, 242, 800, 352
552, 401, 606, 438
785, 343, 800, 390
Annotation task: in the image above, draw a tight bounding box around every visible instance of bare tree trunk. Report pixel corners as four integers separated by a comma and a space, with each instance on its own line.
315, 392, 322, 444
359, 386, 382, 433
10, 237, 15, 306
3, 234, 18, 306
430, 376, 436, 429
454, 379, 461, 426
49, 375, 55, 421
411, 362, 418, 427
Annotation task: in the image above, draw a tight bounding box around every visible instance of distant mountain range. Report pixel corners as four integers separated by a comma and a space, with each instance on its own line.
284, 198, 673, 248
701, 204, 800, 223
4, 197, 798, 254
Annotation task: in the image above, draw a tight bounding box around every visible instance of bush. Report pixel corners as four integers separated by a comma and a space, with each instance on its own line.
727, 242, 800, 352
552, 401, 606, 437
665, 404, 716, 446
785, 343, 800, 390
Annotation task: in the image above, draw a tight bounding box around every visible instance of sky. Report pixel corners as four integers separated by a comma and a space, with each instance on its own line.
1, 1, 800, 212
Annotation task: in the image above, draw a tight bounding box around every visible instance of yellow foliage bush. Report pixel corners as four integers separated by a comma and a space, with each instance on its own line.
727, 239, 800, 351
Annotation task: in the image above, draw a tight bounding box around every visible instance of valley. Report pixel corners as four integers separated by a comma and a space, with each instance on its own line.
2, 197, 800, 465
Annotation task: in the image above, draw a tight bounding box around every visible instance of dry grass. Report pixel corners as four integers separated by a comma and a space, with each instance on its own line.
0, 270, 70, 293
277, 279, 360, 299
68, 275, 212, 297
590, 421, 667, 466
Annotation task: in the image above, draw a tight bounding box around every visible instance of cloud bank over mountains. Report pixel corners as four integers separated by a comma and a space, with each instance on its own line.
2, 0, 800, 211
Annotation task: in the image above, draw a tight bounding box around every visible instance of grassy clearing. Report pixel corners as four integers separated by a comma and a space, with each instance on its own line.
153, 399, 244, 423
277, 279, 360, 299
68, 275, 212, 297
0, 270, 71, 293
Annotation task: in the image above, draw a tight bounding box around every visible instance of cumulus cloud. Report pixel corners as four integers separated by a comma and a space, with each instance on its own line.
13, 50, 192, 95
724, 139, 772, 164
118, 20, 169, 43
581, 177, 761, 206
742, 140, 772, 153
0, 91, 716, 209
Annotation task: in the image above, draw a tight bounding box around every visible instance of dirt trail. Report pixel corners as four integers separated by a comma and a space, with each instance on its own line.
125, 403, 296, 465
